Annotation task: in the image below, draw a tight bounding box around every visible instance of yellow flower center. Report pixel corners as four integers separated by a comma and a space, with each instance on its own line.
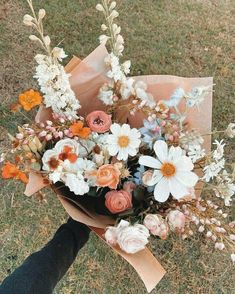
161, 162, 176, 178
118, 136, 130, 148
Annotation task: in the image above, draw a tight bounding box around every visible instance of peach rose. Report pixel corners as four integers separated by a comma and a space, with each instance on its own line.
86, 111, 112, 133
96, 164, 120, 189
105, 190, 132, 214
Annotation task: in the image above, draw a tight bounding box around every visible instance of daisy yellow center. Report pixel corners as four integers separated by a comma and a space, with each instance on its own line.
118, 136, 130, 148
161, 162, 176, 178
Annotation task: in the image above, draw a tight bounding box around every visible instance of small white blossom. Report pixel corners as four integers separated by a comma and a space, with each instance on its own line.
226, 123, 235, 138
186, 86, 211, 108
213, 140, 225, 161
134, 81, 156, 109
213, 171, 235, 206
203, 158, 225, 182
188, 145, 206, 163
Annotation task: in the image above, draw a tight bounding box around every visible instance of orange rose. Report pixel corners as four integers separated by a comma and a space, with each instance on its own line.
105, 190, 132, 214
96, 164, 120, 189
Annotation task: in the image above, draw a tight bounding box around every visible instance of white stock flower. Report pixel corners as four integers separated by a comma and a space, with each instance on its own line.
116, 220, 150, 254
108, 123, 141, 161
105, 53, 125, 82
98, 84, 114, 105
139, 140, 198, 202
52, 47, 67, 62
134, 81, 156, 109
34, 54, 80, 119
119, 78, 135, 100
122, 60, 131, 74
65, 173, 90, 195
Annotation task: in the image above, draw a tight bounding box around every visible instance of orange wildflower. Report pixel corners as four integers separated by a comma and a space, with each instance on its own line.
70, 121, 91, 139
19, 89, 42, 111
1, 162, 28, 184
59, 146, 78, 163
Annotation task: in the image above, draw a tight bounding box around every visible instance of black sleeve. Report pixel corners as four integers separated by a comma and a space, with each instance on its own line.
0, 219, 90, 294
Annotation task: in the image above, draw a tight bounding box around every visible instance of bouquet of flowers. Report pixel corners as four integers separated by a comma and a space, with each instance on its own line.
1, 0, 234, 292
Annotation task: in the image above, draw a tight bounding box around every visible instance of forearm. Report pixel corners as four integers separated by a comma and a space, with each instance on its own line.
0, 219, 90, 294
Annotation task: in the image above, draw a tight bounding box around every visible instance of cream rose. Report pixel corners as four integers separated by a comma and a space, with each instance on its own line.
116, 220, 150, 254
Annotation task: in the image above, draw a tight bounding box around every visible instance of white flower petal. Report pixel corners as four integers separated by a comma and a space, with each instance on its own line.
128, 146, 138, 157
169, 177, 189, 199
139, 156, 162, 169
117, 148, 128, 161
108, 144, 119, 156
130, 138, 141, 148
110, 123, 121, 135
153, 140, 168, 162
154, 177, 170, 202
168, 146, 183, 161
175, 171, 198, 187
121, 124, 131, 135
174, 156, 194, 171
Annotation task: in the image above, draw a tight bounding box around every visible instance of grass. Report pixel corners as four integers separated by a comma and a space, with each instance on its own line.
0, 0, 234, 293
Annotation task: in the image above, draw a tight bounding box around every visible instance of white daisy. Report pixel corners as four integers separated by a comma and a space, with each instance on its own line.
108, 123, 141, 161
139, 140, 198, 202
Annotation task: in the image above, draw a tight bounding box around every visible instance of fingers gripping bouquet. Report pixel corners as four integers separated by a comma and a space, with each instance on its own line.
1, 0, 235, 291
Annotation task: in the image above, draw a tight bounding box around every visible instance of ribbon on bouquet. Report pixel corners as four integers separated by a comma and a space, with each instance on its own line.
25, 44, 213, 292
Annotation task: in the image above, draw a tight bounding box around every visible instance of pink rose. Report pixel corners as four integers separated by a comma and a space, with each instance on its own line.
167, 210, 186, 233
86, 111, 112, 133
123, 181, 136, 194
144, 214, 169, 240
105, 190, 132, 214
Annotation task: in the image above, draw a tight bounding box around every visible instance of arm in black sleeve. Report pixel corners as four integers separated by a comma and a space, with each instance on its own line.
0, 219, 90, 294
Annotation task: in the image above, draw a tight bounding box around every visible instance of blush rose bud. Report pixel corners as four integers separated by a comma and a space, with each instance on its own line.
144, 214, 169, 240
167, 210, 186, 233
